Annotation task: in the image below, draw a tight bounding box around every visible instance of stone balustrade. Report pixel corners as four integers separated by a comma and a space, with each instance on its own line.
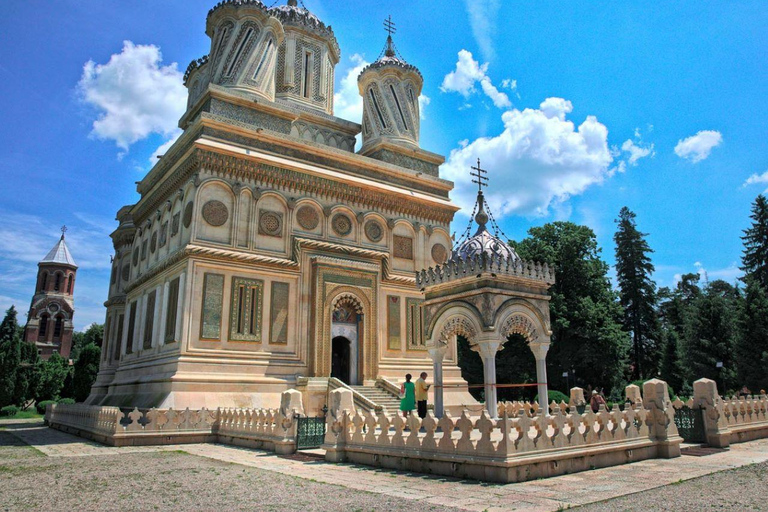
323, 379, 681, 483
45, 389, 303, 453
415, 254, 555, 289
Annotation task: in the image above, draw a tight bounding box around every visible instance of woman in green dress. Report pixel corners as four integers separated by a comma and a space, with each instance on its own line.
399, 373, 415, 418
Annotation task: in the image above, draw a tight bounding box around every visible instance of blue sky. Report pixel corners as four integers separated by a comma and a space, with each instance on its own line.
1, 1, 766, 329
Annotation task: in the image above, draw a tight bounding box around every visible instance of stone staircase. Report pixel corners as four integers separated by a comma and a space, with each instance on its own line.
349, 384, 402, 413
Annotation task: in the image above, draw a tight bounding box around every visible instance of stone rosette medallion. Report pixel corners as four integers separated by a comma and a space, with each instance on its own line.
202, 200, 228, 227
364, 219, 384, 242
259, 209, 283, 237
183, 201, 195, 228
332, 213, 353, 236
431, 243, 448, 264
296, 204, 319, 230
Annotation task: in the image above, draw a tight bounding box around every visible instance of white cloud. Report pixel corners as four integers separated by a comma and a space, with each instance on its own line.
692, 261, 742, 284
418, 94, 430, 120
674, 130, 723, 163
501, 78, 517, 90
463, 0, 500, 62
78, 41, 187, 154
621, 139, 655, 166
743, 170, 768, 193
149, 129, 182, 166
441, 50, 511, 109
440, 97, 613, 218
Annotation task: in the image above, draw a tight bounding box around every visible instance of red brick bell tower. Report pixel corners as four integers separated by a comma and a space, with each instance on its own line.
23, 226, 78, 360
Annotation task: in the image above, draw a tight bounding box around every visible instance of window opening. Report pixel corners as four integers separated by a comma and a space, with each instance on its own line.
389, 84, 408, 130
253, 38, 273, 79
370, 89, 387, 128
226, 27, 254, 76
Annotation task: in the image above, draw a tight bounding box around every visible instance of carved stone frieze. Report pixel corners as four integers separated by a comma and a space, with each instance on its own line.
202, 200, 229, 227
393, 235, 413, 260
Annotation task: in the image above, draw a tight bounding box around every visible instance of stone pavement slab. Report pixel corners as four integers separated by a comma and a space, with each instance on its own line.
5, 419, 768, 512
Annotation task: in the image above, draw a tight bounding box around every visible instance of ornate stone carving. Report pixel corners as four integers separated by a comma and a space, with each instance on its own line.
393, 235, 414, 259
121, 264, 130, 281
332, 213, 352, 236
501, 314, 538, 342
364, 220, 384, 242
296, 205, 319, 230
431, 243, 448, 264
159, 222, 168, 247
439, 317, 477, 344
132, 248, 139, 267
332, 293, 364, 314
202, 200, 228, 227
150, 232, 158, 253
258, 209, 283, 237
172, 213, 180, 235
183, 202, 194, 228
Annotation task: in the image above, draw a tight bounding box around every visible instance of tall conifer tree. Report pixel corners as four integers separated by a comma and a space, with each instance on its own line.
741, 194, 768, 288
614, 207, 660, 379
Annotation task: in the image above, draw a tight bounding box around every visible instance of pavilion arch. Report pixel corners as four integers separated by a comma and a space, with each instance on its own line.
426, 304, 484, 348
494, 301, 551, 346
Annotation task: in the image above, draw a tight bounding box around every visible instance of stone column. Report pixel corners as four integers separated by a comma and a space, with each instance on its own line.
428, 345, 448, 418
473, 339, 503, 418
643, 378, 682, 458
530, 341, 550, 406
693, 378, 731, 448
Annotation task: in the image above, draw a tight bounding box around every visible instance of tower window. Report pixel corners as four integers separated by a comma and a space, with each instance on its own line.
369, 89, 387, 129
143, 291, 156, 350
126, 302, 137, 355
39, 314, 49, 338
53, 315, 63, 339
302, 52, 312, 98
390, 84, 408, 130
40, 272, 48, 292
226, 27, 254, 77
54, 273, 61, 292
253, 38, 273, 80
67, 275, 73, 294
165, 277, 180, 343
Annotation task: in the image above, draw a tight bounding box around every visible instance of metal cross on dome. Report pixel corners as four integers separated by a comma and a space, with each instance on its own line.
470, 158, 489, 193
384, 15, 397, 37
61, 225, 68, 237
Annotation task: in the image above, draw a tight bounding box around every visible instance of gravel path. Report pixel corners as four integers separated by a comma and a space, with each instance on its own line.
575, 461, 768, 511
0, 431, 464, 512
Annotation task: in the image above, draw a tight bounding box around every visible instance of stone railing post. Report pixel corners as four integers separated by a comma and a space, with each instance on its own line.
642, 379, 682, 458
569, 387, 585, 411
323, 388, 354, 462
274, 389, 304, 454
693, 378, 731, 448
625, 384, 642, 406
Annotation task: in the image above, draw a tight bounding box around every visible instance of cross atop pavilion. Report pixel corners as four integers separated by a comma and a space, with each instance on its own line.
383, 15, 397, 57
60, 225, 68, 239
470, 158, 489, 194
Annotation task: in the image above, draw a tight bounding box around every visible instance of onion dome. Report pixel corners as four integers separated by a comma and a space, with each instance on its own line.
453, 190, 519, 262
269, 0, 339, 115
358, 17, 423, 151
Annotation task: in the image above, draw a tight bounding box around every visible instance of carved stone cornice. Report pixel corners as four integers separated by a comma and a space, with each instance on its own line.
103, 296, 126, 308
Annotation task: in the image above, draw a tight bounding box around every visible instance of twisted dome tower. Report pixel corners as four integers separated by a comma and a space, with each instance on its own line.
185, 1, 285, 105
358, 17, 423, 151
270, 0, 340, 115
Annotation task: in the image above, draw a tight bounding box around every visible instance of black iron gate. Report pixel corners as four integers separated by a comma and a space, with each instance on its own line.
296, 409, 327, 450
674, 405, 706, 443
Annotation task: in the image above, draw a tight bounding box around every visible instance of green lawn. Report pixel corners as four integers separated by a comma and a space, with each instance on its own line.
2, 410, 43, 420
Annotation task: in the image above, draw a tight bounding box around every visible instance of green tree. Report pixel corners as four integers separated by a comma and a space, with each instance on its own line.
35, 352, 70, 402
14, 342, 40, 408
735, 278, 768, 392
741, 194, 768, 288
0, 306, 21, 406
70, 323, 104, 361
614, 207, 660, 379
683, 280, 740, 391
657, 287, 686, 393
513, 222, 630, 391
73, 343, 101, 402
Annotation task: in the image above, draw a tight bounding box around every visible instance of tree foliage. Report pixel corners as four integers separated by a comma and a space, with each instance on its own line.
73, 344, 101, 402
70, 323, 103, 361
35, 353, 70, 403
614, 207, 660, 379
741, 194, 768, 288
513, 222, 629, 391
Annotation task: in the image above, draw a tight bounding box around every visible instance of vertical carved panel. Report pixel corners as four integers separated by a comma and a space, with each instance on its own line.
229, 277, 264, 342
200, 273, 224, 340
406, 298, 425, 350
269, 282, 290, 344
387, 296, 401, 350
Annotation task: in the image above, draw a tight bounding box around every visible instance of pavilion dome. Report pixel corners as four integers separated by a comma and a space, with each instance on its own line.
452, 191, 518, 262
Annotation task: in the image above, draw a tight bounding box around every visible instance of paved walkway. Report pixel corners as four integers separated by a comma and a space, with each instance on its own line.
4, 419, 768, 512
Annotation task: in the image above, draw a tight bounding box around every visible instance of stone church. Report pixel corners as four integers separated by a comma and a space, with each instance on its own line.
88, 0, 554, 414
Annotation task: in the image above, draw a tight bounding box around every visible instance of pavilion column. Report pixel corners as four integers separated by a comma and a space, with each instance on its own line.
530, 341, 551, 405
428, 344, 448, 418
473, 339, 503, 419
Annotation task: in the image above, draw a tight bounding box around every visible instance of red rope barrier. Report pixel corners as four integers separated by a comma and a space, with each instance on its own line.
433, 383, 543, 389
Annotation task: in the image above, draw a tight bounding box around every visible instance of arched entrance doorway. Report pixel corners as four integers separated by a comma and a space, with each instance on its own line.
330, 297, 362, 385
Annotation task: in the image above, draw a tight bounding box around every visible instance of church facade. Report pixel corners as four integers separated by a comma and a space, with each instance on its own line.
88, 0, 477, 411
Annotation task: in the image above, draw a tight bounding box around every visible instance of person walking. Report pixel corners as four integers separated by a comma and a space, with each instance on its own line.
415, 372, 430, 419
399, 374, 415, 418
590, 389, 606, 413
